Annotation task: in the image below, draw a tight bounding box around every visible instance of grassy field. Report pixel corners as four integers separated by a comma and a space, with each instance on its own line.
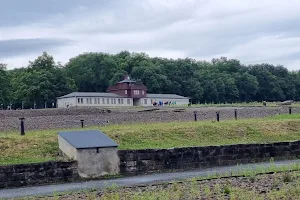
1, 114, 300, 165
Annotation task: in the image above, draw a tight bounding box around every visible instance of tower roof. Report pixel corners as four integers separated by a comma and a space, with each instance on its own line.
118, 75, 136, 84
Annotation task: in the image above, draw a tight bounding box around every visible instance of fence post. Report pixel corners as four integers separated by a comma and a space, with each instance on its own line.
194, 111, 197, 121
19, 118, 25, 135
234, 109, 237, 120
216, 111, 220, 122
80, 120, 84, 128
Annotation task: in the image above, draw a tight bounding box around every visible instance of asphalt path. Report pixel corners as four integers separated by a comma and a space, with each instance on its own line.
1, 159, 300, 199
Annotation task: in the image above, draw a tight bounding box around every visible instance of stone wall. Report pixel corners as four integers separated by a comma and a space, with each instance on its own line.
0, 161, 78, 188
2, 141, 300, 188
118, 141, 300, 175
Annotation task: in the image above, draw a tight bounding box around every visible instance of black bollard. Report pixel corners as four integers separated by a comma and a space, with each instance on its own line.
234, 109, 237, 120
19, 118, 25, 135
289, 107, 292, 115
216, 112, 220, 122
194, 111, 197, 121
80, 120, 84, 128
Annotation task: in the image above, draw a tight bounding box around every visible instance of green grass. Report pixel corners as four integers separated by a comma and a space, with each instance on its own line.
2, 114, 300, 165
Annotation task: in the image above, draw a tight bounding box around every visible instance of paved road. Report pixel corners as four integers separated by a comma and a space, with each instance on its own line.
1, 159, 300, 199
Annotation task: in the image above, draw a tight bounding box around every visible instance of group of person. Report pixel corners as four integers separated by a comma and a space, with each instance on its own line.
152, 101, 176, 106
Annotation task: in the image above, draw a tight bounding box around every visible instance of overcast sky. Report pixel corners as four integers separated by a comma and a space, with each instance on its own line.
1, 0, 300, 70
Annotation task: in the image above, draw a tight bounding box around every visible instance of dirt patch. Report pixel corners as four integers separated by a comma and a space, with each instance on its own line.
0, 107, 299, 132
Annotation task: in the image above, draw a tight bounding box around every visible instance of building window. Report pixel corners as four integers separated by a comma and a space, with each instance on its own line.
134, 90, 140, 95
94, 98, 97, 104
111, 98, 114, 104
107, 98, 109, 104
142, 91, 145, 95
114, 99, 116, 104
121, 99, 124, 104
118, 99, 121, 104
102, 98, 105, 104
127, 99, 131, 105
125, 90, 127, 95
78, 98, 84, 104
144, 99, 147, 105
86, 98, 92, 104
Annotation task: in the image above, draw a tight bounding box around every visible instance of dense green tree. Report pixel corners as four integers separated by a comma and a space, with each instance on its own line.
11, 52, 76, 108
4, 51, 300, 109
236, 72, 259, 102
66, 52, 118, 92
0, 63, 11, 108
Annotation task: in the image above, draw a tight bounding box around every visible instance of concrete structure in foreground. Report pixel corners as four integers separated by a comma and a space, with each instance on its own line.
58, 130, 119, 178
57, 75, 189, 108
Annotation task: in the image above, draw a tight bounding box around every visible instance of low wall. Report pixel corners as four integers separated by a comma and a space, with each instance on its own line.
2, 141, 300, 189
118, 141, 300, 175
0, 161, 78, 188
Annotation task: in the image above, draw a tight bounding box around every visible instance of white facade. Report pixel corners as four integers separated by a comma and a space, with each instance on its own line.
57, 96, 133, 108
141, 98, 189, 106
57, 92, 189, 108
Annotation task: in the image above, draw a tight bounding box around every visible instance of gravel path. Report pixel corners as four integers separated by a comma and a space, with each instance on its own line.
1, 159, 299, 199
0, 107, 298, 132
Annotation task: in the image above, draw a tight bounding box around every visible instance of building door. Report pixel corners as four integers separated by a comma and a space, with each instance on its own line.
133, 98, 142, 106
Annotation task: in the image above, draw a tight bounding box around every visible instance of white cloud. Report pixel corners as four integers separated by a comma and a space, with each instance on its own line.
1, 0, 300, 70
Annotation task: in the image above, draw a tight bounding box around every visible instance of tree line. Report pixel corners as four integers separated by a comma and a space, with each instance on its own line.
1, 51, 300, 109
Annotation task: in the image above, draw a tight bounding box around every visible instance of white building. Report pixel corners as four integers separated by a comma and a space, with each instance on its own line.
57, 92, 189, 108
57, 76, 190, 108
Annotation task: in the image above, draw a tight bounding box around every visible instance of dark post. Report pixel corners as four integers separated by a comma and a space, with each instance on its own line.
216, 111, 220, 122
234, 109, 237, 120
289, 107, 292, 115
194, 111, 197, 121
19, 118, 25, 135
80, 120, 84, 128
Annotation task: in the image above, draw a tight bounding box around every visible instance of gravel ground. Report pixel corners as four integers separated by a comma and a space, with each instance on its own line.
0, 106, 299, 132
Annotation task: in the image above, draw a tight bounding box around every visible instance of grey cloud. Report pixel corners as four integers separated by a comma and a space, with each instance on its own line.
2, 0, 300, 70
0, 0, 113, 27
0, 38, 71, 58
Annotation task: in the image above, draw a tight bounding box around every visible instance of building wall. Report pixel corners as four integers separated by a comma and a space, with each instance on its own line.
57, 97, 133, 108
76, 147, 120, 178
107, 82, 147, 99
58, 135, 77, 160
57, 97, 77, 108
141, 98, 189, 106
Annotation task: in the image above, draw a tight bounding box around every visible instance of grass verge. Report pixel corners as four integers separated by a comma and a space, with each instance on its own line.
1, 114, 300, 165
